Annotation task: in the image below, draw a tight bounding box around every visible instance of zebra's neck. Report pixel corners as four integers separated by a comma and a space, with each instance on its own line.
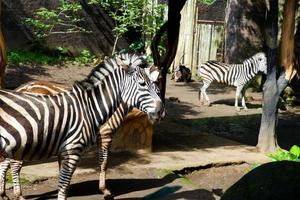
74, 73, 124, 130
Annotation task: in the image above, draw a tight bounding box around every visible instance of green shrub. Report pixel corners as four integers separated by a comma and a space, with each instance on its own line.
73, 49, 96, 65
268, 145, 300, 162
7, 49, 62, 65
7, 49, 97, 65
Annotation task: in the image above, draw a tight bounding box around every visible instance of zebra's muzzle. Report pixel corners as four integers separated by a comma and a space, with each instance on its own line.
146, 100, 165, 124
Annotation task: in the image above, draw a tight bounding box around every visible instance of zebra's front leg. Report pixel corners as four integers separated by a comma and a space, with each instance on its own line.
241, 88, 248, 110
0, 159, 10, 200
198, 87, 204, 105
235, 86, 243, 111
200, 83, 211, 106
57, 154, 80, 200
10, 160, 24, 200
98, 147, 112, 200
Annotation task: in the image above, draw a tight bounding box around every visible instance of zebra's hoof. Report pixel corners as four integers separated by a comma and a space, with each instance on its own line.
204, 102, 211, 107
104, 194, 114, 200
235, 107, 241, 111
12, 196, 25, 200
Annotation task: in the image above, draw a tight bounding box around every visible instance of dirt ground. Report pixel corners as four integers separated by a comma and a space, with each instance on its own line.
4, 63, 300, 200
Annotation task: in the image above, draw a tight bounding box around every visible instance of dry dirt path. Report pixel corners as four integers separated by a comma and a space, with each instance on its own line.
4, 65, 300, 199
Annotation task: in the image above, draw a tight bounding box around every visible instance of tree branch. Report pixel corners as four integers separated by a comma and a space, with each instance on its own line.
151, 21, 167, 67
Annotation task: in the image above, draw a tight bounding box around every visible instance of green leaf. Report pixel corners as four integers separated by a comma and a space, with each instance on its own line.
290, 145, 300, 158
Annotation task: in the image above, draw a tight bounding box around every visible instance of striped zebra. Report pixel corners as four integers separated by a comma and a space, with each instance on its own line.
0, 53, 164, 200
0, 64, 161, 200
197, 52, 267, 110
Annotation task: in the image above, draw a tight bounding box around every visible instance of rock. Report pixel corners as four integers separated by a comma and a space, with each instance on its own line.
110, 108, 153, 153
221, 161, 300, 200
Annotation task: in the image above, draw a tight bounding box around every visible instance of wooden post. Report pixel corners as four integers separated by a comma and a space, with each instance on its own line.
0, 0, 7, 89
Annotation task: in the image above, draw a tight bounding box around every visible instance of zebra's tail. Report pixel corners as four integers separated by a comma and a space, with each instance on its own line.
198, 87, 201, 100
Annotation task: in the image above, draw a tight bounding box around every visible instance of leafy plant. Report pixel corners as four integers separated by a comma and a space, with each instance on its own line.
73, 49, 97, 64
90, 0, 166, 55
7, 49, 97, 65
268, 145, 300, 162
198, 0, 216, 5
24, 0, 90, 40
7, 49, 62, 65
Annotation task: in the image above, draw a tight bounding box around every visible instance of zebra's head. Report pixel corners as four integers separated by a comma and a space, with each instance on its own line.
253, 52, 267, 74
116, 53, 165, 123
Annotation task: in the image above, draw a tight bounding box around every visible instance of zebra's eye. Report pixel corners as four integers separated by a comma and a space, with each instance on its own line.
139, 82, 146, 86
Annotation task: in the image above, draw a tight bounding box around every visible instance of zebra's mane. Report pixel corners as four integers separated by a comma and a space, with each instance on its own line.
75, 53, 147, 90
208, 56, 256, 68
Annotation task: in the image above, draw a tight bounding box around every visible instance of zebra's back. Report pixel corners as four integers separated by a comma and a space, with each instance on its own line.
199, 61, 233, 85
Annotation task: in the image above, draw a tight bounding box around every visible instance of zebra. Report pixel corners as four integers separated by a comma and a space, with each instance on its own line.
0, 53, 164, 200
0, 64, 162, 200
197, 52, 267, 110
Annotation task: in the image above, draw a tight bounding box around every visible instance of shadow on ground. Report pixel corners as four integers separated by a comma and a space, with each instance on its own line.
24, 173, 217, 200
5, 65, 50, 89
173, 80, 235, 96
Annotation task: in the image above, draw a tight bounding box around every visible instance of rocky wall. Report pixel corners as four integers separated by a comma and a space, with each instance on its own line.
2, 0, 128, 55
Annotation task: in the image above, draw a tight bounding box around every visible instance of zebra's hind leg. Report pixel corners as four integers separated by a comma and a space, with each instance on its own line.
10, 160, 24, 200
0, 159, 10, 200
235, 85, 243, 111
57, 154, 80, 200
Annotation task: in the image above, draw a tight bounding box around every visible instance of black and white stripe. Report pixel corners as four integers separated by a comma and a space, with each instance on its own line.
0, 65, 162, 200
0, 53, 163, 200
197, 52, 267, 109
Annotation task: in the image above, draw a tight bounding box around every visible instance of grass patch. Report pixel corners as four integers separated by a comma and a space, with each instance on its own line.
7, 49, 62, 65
6, 170, 31, 186
7, 49, 98, 65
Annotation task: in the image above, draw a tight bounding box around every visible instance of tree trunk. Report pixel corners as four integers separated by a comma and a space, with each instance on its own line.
173, 0, 197, 70
280, 0, 297, 80
151, 0, 187, 102
0, 0, 7, 89
257, 0, 296, 152
225, 0, 266, 63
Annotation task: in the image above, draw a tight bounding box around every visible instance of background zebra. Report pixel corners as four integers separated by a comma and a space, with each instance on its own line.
0, 64, 162, 200
0, 53, 164, 200
197, 52, 267, 110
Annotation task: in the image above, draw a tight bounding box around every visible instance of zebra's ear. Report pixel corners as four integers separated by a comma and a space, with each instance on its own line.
131, 55, 148, 69
115, 56, 130, 71
145, 65, 160, 82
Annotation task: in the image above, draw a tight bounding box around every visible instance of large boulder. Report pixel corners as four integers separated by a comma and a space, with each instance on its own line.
221, 161, 300, 200
110, 108, 153, 153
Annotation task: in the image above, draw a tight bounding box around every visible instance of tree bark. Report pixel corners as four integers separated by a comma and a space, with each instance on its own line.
257, 0, 279, 152
257, 0, 296, 152
280, 0, 297, 80
225, 0, 266, 63
0, 0, 7, 89
151, 0, 187, 102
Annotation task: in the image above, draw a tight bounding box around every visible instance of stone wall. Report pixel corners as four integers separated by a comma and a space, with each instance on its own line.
2, 0, 128, 55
